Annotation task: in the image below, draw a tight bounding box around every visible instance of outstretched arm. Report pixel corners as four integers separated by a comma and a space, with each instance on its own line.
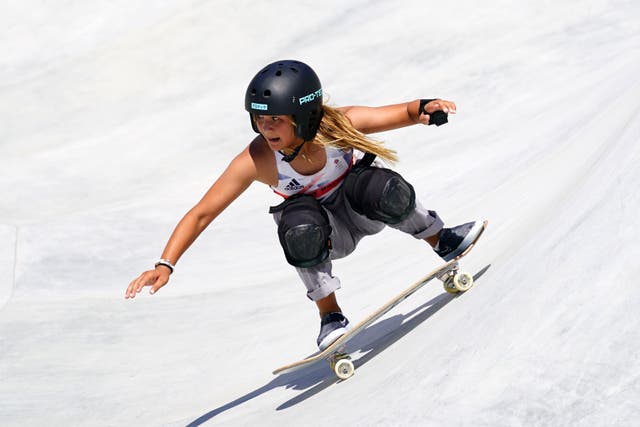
125, 144, 260, 298
340, 99, 456, 134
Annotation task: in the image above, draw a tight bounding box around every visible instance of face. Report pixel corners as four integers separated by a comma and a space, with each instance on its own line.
253, 115, 300, 151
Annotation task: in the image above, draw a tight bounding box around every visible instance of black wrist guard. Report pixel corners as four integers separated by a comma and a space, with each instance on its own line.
419, 98, 448, 126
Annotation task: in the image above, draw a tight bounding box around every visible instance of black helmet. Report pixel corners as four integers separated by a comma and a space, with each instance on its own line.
245, 60, 324, 142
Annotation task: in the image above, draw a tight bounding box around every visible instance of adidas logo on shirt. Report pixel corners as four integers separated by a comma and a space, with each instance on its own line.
284, 178, 304, 192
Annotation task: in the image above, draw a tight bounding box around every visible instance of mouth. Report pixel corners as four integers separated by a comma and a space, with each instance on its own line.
265, 136, 281, 146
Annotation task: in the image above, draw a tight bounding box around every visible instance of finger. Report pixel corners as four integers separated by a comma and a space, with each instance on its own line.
431, 101, 450, 114
125, 285, 137, 299
439, 101, 456, 114
423, 101, 437, 114
444, 102, 456, 114
137, 273, 156, 292
149, 277, 168, 295
126, 282, 142, 299
125, 279, 141, 299
125, 271, 155, 298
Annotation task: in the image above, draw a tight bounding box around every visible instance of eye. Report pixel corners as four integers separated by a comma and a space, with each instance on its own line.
271, 116, 280, 122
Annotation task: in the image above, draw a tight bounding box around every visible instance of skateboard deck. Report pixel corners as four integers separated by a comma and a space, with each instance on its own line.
273, 220, 488, 379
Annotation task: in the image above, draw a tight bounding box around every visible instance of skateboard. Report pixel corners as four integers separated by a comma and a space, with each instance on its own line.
272, 220, 488, 380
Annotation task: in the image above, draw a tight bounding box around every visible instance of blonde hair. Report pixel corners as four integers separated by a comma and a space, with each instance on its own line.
312, 105, 398, 164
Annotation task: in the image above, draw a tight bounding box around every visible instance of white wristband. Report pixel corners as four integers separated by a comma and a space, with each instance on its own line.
155, 259, 175, 274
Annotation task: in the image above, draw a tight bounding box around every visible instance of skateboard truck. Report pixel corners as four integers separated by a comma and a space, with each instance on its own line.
439, 262, 474, 294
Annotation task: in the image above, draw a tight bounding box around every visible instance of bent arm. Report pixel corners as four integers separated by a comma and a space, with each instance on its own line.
125, 143, 264, 298
339, 99, 456, 134
159, 146, 258, 266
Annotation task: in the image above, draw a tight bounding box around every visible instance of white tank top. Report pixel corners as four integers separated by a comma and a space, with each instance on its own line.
271, 145, 354, 201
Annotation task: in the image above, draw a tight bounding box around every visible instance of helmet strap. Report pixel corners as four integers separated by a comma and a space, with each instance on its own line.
279, 141, 306, 163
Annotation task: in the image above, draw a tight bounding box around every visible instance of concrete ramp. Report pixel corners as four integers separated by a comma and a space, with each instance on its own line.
1, 1, 639, 426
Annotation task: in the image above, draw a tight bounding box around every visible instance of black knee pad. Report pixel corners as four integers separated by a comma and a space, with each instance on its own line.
343, 166, 416, 224
269, 195, 332, 268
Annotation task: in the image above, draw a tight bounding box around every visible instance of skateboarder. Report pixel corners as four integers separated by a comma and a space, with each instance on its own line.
125, 59, 483, 351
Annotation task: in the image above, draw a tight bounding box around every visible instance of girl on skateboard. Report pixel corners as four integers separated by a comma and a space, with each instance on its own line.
125, 60, 483, 350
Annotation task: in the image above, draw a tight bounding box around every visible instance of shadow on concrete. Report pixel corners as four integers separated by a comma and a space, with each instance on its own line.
185, 265, 491, 425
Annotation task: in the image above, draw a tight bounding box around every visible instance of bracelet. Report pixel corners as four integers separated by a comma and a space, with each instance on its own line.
155, 259, 175, 274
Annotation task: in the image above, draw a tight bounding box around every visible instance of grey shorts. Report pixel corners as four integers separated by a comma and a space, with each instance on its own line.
272, 183, 443, 301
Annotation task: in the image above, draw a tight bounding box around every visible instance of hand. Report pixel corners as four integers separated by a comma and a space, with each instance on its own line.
417, 99, 457, 125
125, 267, 171, 299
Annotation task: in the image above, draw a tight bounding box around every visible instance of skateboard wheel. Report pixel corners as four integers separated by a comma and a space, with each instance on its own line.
333, 358, 355, 380
453, 271, 474, 292
443, 276, 459, 294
